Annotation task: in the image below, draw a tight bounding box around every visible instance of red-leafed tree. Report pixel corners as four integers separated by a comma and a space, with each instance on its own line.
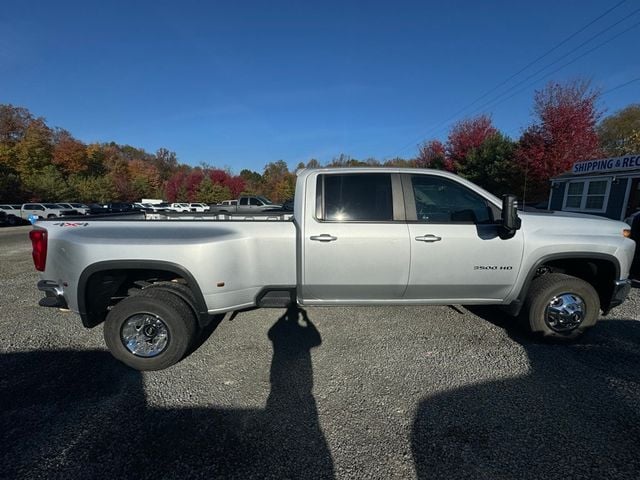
416, 139, 449, 170
226, 175, 246, 198
185, 169, 204, 201
517, 80, 602, 184
165, 171, 187, 202
446, 115, 498, 172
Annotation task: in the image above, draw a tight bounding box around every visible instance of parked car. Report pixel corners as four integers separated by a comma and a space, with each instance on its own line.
281, 198, 294, 212
0, 204, 24, 225
20, 203, 77, 220
140, 202, 173, 213
170, 203, 192, 212
106, 202, 135, 213
87, 203, 110, 215
189, 203, 210, 212
0, 210, 6, 226
209, 196, 282, 214
57, 203, 90, 215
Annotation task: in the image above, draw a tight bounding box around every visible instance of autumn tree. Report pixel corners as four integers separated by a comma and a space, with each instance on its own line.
598, 104, 640, 156
128, 159, 162, 199
15, 118, 53, 176
0, 104, 33, 145
262, 160, 295, 202
517, 80, 602, 189
239, 169, 263, 194
52, 129, 88, 175
446, 115, 498, 172
153, 148, 179, 180
416, 140, 448, 170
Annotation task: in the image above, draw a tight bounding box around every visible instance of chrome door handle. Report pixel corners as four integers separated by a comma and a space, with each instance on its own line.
310, 234, 337, 242
415, 234, 442, 242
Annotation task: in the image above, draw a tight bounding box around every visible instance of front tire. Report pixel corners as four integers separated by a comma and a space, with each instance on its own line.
522, 273, 599, 341
104, 290, 197, 370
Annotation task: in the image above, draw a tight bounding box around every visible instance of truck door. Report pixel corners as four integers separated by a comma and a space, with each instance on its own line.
302, 172, 410, 302
403, 173, 524, 302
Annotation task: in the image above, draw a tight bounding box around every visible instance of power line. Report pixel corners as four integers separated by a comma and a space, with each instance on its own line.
389, 0, 631, 157
458, 7, 640, 119
460, 18, 640, 119
438, 0, 629, 122
601, 77, 640, 95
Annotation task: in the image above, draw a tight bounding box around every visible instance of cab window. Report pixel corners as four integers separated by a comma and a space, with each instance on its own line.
411, 175, 493, 224
320, 173, 393, 221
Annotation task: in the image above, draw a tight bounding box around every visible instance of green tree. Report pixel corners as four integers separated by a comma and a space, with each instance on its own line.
197, 175, 231, 203
22, 165, 76, 201
598, 104, 640, 156
0, 163, 23, 201
458, 134, 523, 197
69, 175, 116, 203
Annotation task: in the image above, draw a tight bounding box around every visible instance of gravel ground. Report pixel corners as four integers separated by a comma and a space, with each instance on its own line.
1, 225, 639, 479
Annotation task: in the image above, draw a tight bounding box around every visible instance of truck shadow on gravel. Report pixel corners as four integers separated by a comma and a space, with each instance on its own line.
0, 306, 335, 479
412, 309, 640, 479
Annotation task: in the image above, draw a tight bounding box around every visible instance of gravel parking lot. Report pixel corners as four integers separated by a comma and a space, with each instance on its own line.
1, 225, 639, 479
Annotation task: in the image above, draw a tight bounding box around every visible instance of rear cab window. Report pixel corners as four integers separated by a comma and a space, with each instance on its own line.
316, 173, 395, 222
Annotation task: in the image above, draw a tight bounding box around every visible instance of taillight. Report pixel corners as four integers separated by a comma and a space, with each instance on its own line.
29, 229, 47, 271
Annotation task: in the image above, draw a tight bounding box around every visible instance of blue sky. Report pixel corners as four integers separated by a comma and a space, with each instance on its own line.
1, 0, 639, 172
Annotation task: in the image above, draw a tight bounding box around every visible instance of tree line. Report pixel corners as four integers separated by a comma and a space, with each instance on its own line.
1, 79, 638, 204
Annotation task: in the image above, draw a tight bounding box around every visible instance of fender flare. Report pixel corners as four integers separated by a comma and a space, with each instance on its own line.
507, 252, 621, 316
77, 260, 209, 328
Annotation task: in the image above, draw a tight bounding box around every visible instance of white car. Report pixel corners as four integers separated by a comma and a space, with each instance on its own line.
20, 203, 75, 220
189, 203, 210, 212
170, 203, 192, 212
57, 203, 90, 215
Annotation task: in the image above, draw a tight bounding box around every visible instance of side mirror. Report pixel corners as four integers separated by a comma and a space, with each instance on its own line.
500, 194, 521, 239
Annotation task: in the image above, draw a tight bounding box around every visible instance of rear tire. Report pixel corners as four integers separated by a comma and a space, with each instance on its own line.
522, 273, 599, 341
104, 289, 197, 371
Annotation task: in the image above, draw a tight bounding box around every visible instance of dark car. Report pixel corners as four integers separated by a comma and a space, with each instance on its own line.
87, 203, 109, 215
106, 202, 135, 213
0, 204, 24, 225
87, 202, 135, 214
0, 210, 6, 226
281, 198, 294, 211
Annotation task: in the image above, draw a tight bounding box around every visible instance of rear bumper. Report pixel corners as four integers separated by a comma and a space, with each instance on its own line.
37, 280, 68, 309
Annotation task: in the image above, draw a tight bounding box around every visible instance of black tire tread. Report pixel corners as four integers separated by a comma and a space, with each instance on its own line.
104, 289, 197, 371
522, 272, 600, 341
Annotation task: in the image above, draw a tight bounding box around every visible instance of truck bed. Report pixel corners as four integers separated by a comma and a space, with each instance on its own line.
66, 211, 294, 222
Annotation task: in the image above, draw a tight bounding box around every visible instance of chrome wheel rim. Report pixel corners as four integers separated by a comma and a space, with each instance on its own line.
121, 314, 169, 357
544, 292, 586, 333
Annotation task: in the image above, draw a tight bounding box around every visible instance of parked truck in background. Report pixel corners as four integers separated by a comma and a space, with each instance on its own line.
209, 196, 281, 214
30, 168, 635, 371
21, 203, 77, 220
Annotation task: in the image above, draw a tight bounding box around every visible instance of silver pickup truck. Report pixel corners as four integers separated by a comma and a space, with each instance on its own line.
30, 168, 636, 370
209, 195, 282, 214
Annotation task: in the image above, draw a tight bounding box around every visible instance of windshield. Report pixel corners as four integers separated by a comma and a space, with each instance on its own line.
43, 203, 60, 209
257, 196, 273, 205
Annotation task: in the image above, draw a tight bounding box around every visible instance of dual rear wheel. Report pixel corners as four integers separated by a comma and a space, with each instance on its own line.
104, 289, 197, 371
